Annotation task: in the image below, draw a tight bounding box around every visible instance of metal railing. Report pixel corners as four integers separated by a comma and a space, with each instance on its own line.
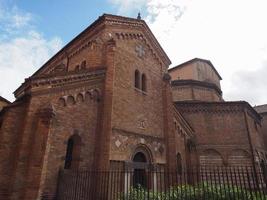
56, 165, 267, 200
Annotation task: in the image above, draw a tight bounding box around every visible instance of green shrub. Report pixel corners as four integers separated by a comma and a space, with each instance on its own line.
119, 183, 266, 200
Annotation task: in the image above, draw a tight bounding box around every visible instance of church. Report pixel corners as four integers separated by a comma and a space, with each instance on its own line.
0, 14, 266, 200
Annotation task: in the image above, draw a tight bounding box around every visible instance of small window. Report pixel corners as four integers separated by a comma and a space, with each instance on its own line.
64, 138, 74, 169
81, 60, 86, 69
75, 65, 80, 71
135, 70, 140, 89
58, 98, 66, 107
141, 74, 147, 92
64, 134, 81, 169
177, 153, 182, 174
67, 96, 75, 105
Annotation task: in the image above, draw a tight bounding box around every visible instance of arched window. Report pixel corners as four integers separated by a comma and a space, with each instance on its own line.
141, 74, 147, 92
134, 70, 140, 89
64, 134, 81, 169
67, 96, 75, 105
64, 138, 74, 169
76, 93, 84, 103
58, 97, 66, 107
177, 153, 182, 174
75, 65, 80, 71
81, 60, 86, 69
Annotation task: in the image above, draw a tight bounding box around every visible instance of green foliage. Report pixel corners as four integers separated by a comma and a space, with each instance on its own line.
119, 183, 267, 200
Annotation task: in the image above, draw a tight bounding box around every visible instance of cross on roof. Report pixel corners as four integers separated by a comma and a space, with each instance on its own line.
135, 45, 145, 58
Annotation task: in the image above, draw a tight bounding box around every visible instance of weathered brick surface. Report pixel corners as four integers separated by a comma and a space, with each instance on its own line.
260, 114, 267, 148
0, 14, 177, 199
109, 30, 169, 165
0, 14, 266, 200
172, 84, 222, 102
169, 59, 221, 88
175, 102, 265, 166
0, 100, 28, 199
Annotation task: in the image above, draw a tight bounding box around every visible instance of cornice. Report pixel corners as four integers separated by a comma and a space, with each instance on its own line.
112, 127, 164, 141
14, 68, 106, 99
102, 14, 171, 66
175, 101, 261, 122
172, 105, 194, 136
171, 79, 222, 95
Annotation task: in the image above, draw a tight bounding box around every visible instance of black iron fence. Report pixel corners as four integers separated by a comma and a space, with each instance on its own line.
56, 165, 267, 200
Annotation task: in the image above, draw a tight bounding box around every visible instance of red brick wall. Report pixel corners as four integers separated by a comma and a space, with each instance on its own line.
260, 113, 267, 152
175, 103, 253, 166
172, 85, 222, 102
0, 100, 28, 199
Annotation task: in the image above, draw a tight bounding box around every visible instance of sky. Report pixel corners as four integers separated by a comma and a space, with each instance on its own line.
0, 0, 267, 106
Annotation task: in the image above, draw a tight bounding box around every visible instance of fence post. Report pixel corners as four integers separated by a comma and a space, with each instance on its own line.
54, 168, 63, 200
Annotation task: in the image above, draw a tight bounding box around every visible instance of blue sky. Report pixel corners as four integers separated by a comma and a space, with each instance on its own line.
1, 0, 116, 42
1, 0, 147, 43
1, 0, 267, 105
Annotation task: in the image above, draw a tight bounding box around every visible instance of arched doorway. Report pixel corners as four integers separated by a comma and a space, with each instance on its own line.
132, 152, 148, 188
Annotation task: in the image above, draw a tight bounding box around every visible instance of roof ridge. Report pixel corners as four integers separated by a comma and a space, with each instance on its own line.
169, 58, 222, 80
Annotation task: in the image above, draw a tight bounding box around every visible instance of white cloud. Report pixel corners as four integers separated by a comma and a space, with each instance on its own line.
0, 3, 63, 101
0, 5, 33, 34
11, 12, 32, 28
111, 0, 267, 105
226, 60, 267, 106
109, 0, 147, 14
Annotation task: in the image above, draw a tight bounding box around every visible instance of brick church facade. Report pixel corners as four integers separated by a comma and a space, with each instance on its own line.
0, 14, 266, 200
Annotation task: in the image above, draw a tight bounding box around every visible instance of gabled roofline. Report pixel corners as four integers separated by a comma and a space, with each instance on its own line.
31, 13, 171, 78
31, 15, 106, 77
173, 105, 195, 134
169, 58, 222, 80
14, 14, 171, 98
0, 96, 11, 104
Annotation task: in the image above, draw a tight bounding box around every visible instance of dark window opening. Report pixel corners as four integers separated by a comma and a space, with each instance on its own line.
133, 152, 147, 163
133, 152, 147, 188
135, 70, 140, 89
75, 65, 80, 71
64, 138, 74, 169
64, 134, 81, 169
177, 153, 182, 174
141, 74, 147, 92
81, 60, 86, 69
